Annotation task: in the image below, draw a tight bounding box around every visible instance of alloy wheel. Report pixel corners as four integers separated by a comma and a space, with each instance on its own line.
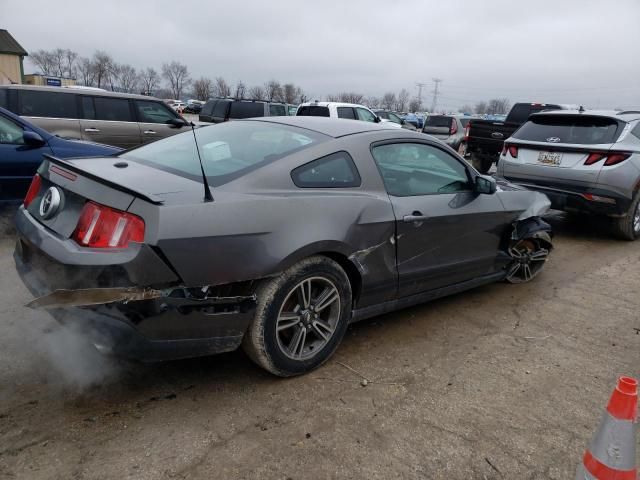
505, 239, 549, 284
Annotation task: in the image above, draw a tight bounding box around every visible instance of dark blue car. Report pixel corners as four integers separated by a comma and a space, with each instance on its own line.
0, 107, 121, 202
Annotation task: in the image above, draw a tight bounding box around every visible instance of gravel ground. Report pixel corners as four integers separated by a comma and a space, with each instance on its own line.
0, 209, 638, 479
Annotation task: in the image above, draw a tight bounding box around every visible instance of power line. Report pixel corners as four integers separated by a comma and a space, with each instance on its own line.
430, 78, 442, 112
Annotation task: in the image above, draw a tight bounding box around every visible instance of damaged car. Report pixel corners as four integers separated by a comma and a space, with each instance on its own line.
14, 117, 553, 376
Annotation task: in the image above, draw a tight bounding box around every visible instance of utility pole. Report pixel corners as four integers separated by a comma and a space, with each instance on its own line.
415, 82, 427, 111
430, 78, 442, 113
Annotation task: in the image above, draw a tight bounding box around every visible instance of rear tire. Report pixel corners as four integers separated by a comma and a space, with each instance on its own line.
242, 256, 352, 377
612, 192, 640, 240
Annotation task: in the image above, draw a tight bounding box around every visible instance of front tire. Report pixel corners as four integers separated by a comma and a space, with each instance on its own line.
242, 256, 352, 377
612, 192, 640, 240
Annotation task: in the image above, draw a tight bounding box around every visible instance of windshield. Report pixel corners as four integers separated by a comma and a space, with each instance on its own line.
121, 121, 327, 186
513, 115, 622, 145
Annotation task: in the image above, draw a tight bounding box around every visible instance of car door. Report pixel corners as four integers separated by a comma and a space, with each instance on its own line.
337, 107, 357, 120
79, 96, 141, 148
0, 113, 51, 201
371, 141, 507, 297
133, 99, 184, 144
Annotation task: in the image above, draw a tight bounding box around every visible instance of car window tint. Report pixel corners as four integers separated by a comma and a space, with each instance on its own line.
372, 143, 470, 196
292, 151, 361, 188
0, 114, 24, 144
337, 107, 356, 120
424, 116, 452, 128
297, 106, 330, 117
229, 102, 264, 119
201, 100, 216, 116
513, 115, 621, 144
81, 96, 95, 119
135, 100, 176, 123
269, 104, 286, 116
0, 89, 7, 109
356, 107, 376, 122
93, 97, 132, 122
122, 121, 327, 187
19, 90, 77, 119
212, 100, 231, 118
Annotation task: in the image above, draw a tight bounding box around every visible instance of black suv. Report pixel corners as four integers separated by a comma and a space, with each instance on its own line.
199, 99, 287, 123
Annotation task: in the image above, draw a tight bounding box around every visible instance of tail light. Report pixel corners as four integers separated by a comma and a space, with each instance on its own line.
584, 151, 632, 166
73, 201, 145, 249
464, 123, 470, 141
23, 174, 42, 208
507, 144, 518, 158
449, 119, 458, 136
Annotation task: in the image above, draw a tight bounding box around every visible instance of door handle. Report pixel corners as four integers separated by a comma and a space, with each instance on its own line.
403, 211, 429, 223
143, 130, 157, 134
84, 128, 100, 133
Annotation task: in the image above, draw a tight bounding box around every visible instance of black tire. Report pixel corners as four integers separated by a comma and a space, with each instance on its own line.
470, 153, 493, 174
242, 256, 352, 377
612, 192, 640, 241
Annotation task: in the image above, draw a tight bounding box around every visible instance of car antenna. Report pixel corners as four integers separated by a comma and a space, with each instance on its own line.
190, 121, 214, 202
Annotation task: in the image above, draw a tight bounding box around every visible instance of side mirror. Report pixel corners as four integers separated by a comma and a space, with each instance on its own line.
475, 175, 497, 194
400, 119, 406, 125
166, 118, 190, 129
23, 131, 46, 147
374, 116, 381, 123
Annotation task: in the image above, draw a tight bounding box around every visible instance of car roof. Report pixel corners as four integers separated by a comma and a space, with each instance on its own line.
248, 116, 404, 138
0, 84, 162, 101
298, 101, 370, 109
530, 109, 640, 122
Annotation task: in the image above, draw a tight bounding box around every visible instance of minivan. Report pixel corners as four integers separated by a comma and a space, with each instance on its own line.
199, 99, 287, 123
0, 85, 189, 149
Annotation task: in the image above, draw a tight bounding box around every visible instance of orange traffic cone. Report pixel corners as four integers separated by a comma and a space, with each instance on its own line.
576, 376, 638, 480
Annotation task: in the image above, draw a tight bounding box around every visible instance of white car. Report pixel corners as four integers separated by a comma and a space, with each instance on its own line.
296, 102, 401, 128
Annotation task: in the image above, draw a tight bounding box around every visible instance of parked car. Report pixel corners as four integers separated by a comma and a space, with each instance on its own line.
287, 104, 298, 116
183, 102, 203, 114
402, 113, 422, 129
373, 109, 416, 130
0, 106, 120, 202
422, 115, 471, 151
497, 109, 640, 240
0, 85, 189, 149
168, 100, 186, 113
462, 102, 574, 173
15, 117, 552, 376
198, 99, 287, 123
296, 102, 401, 128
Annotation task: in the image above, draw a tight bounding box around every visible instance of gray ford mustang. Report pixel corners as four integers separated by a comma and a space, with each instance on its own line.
14, 117, 552, 376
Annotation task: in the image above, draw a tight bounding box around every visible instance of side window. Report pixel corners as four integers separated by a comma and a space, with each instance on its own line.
93, 97, 132, 122
134, 100, 177, 123
0, 115, 24, 145
337, 107, 356, 120
0, 89, 7, 109
632, 122, 640, 140
269, 104, 286, 116
356, 107, 376, 122
291, 151, 361, 188
371, 143, 470, 196
19, 90, 77, 119
81, 96, 95, 119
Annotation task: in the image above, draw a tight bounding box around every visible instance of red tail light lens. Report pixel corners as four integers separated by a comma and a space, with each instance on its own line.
23, 174, 42, 207
604, 153, 631, 166
449, 119, 458, 135
584, 151, 632, 166
73, 201, 145, 249
508, 145, 518, 158
464, 123, 470, 141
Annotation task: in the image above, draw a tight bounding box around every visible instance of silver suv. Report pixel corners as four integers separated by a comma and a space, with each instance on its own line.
0, 85, 188, 149
497, 109, 640, 239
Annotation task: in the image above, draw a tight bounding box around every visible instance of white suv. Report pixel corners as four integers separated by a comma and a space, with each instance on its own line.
296, 102, 401, 128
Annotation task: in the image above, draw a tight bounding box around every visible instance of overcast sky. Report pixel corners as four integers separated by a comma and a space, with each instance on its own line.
3, 0, 640, 110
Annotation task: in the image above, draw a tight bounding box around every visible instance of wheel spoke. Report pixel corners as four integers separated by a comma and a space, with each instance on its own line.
523, 263, 532, 281
297, 280, 312, 309
311, 319, 334, 341
288, 325, 306, 358
529, 249, 548, 262
314, 287, 339, 313
277, 312, 301, 331
507, 262, 521, 278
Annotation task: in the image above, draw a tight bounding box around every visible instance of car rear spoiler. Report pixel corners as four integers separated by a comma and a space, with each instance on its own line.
43, 154, 165, 205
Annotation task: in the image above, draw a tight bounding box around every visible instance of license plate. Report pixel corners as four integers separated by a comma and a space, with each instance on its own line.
537, 152, 562, 166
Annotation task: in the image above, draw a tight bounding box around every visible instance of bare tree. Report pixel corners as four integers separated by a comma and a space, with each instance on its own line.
382, 92, 397, 111
30, 50, 56, 76
474, 101, 488, 115
264, 80, 283, 102
114, 64, 139, 93
64, 49, 78, 79
486, 98, 510, 115
193, 77, 213, 100
365, 96, 380, 109
139, 67, 160, 95
93, 51, 115, 89
248, 85, 265, 100
326, 94, 340, 102
234, 81, 247, 99
408, 98, 421, 112
459, 104, 473, 114
397, 88, 410, 112
282, 83, 299, 104
76, 57, 95, 86
162, 61, 191, 99
213, 77, 231, 98
338, 92, 365, 104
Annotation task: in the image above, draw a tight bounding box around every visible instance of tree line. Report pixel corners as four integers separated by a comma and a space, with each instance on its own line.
458, 98, 511, 115
29, 48, 308, 104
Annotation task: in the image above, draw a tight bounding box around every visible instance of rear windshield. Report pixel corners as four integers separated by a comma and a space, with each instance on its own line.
513, 115, 622, 145
297, 106, 330, 117
122, 121, 327, 186
424, 116, 452, 128
201, 100, 216, 116
229, 101, 264, 119
507, 104, 561, 124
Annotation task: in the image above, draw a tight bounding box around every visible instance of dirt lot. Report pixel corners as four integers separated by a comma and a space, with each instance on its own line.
0, 209, 638, 479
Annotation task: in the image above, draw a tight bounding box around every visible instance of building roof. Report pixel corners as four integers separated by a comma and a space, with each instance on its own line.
0, 30, 28, 56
